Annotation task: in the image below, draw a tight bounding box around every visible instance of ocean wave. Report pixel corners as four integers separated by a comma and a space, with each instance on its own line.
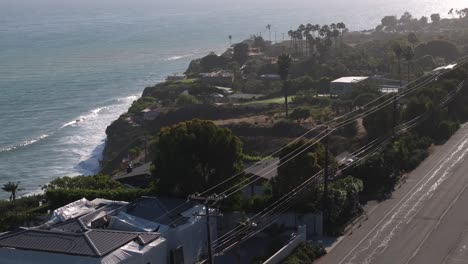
0, 134, 50, 153
61, 106, 110, 128
164, 53, 193, 61
117, 95, 139, 102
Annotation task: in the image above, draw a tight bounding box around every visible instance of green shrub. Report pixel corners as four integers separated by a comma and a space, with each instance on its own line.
289, 107, 311, 123
128, 97, 157, 114
176, 94, 201, 106
293, 91, 330, 107
42, 174, 124, 191
282, 242, 326, 264
434, 120, 459, 143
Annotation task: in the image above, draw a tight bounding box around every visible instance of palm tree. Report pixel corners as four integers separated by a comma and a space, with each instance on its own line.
306, 32, 314, 56
297, 24, 306, 55
278, 54, 292, 117
228, 35, 232, 46
312, 24, 321, 37
330, 23, 340, 52
296, 30, 304, 55
392, 42, 403, 87
407, 32, 418, 48
2, 181, 21, 201
319, 25, 330, 38
266, 24, 272, 42
288, 30, 294, 50
337, 22, 347, 50
448, 8, 455, 19
403, 46, 414, 82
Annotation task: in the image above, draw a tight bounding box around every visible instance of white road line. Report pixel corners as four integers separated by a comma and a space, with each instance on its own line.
360, 139, 468, 264
405, 180, 468, 264
337, 128, 468, 264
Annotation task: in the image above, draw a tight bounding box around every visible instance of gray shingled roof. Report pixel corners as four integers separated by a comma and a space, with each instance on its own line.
113, 162, 152, 180
244, 157, 279, 180
126, 197, 196, 227
50, 219, 87, 233
0, 229, 160, 257
47, 202, 125, 233
80, 203, 124, 225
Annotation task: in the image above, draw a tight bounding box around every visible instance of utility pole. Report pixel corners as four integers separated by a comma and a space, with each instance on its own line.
144, 134, 148, 163
189, 194, 223, 264
392, 94, 398, 138
323, 126, 330, 235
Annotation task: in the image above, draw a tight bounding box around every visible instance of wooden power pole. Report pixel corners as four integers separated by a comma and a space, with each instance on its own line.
189, 194, 223, 264
323, 126, 330, 234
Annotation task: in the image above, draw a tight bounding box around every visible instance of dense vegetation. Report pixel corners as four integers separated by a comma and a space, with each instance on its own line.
150, 119, 244, 197
282, 242, 327, 264
42, 174, 152, 209
4, 8, 468, 264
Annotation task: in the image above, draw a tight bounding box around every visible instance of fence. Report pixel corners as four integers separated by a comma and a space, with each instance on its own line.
263, 225, 307, 264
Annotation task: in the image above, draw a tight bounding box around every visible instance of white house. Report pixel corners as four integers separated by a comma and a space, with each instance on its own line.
0, 197, 217, 264
117, 197, 217, 264
330, 76, 369, 96
0, 199, 167, 264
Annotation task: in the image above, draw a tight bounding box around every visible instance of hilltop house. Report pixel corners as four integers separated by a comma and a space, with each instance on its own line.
199, 70, 233, 86
331, 76, 408, 96
166, 73, 186, 82
330, 76, 370, 96
0, 197, 217, 264
260, 74, 281, 81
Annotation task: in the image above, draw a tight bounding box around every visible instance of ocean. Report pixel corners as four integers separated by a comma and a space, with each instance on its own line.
0, 0, 466, 198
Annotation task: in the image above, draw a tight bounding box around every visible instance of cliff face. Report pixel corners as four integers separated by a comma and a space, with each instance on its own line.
100, 91, 282, 175
100, 116, 145, 175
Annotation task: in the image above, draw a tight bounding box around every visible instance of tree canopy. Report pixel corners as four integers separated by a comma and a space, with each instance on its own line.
2, 182, 22, 201
289, 107, 311, 123
151, 119, 244, 197
273, 140, 336, 197
200, 53, 230, 72
414, 40, 459, 61
233, 43, 249, 64
363, 107, 394, 139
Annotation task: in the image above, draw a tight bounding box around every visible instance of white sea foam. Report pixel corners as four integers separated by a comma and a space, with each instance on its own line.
164, 53, 193, 61
61, 94, 140, 175
0, 134, 50, 153
117, 95, 139, 102
61, 106, 110, 128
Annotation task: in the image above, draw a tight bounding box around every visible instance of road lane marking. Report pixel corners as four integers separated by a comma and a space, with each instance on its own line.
352, 137, 468, 264
338, 128, 468, 264
406, 181, 468, 264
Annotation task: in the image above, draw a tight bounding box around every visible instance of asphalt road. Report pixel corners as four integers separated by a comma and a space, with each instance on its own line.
317, 124, 468, 264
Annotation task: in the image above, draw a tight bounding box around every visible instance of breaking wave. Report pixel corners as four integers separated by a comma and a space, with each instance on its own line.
0, 134, 50, 153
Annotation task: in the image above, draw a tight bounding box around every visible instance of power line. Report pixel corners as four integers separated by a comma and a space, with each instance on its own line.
209, 80, 467, 257
150, 59, 468, 255
214, 65, 464, 199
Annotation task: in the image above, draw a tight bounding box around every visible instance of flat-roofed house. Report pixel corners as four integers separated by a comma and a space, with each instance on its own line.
330, 76, 369, 96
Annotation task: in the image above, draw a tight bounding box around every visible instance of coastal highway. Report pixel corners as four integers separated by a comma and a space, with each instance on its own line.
317, 123, 468, 264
